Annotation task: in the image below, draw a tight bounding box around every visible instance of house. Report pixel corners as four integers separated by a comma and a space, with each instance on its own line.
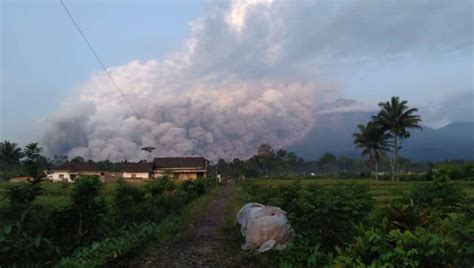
153, 157, 208, 181
121, 162, 154, 183
47, 162, 100, 182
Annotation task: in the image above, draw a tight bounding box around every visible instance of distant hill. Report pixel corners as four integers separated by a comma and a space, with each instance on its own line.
287, 100, 474, 161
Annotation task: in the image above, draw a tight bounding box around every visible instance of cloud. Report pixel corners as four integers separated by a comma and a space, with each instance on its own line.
419, 90, 474, 128
42, 0, 472, 161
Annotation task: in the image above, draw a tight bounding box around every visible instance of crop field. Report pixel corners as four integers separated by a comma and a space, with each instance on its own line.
245, 178, 474, 204
0, 182, 124, 225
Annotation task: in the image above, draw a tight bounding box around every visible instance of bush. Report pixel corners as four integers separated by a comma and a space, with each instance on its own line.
114, 180, 147, 223
56, 222, 160, 267
406, 173, 465, 213
70, 176, 108, 243
0, 222, 60, 266
336, 224, 449, 267
289, 184, 373, 249
243, 182, 374, 249
6, 183, 42, 221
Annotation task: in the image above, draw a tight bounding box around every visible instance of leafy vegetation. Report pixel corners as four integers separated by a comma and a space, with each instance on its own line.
0, 176, 214, 266
353, 121, 391, 180
238, 175, 473, 267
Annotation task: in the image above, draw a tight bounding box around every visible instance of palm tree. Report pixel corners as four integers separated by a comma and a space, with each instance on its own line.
0, 141, 24, 169
373, 97, 422, 181
353, 121, 391, 181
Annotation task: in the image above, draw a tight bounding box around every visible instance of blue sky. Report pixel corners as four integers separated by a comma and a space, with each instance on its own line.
1, 0, 203, 142
1, 0, 472, 160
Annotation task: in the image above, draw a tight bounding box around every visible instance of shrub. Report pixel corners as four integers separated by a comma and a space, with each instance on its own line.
0, 221, 60, 266
70, 176, 107, 243
405, 174, 465, 213
6, 182, 42, 222
336, 224, 451, 267
289, 184, 374, 249
56, 222, 160, 267
114, 180, 147, 223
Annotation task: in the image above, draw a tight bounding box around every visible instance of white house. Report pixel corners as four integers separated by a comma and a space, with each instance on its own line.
47, 162, 100, 182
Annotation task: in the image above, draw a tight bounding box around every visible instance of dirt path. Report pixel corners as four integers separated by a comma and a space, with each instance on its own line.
132, 183, 243, 267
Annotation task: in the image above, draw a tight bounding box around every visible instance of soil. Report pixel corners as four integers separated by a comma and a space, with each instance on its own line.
130, 183, 249, 267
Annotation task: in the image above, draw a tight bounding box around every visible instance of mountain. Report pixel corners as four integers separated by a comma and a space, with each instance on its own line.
287, 100, 474, 161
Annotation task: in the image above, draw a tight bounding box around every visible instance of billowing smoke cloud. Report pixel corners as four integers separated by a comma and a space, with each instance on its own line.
42, 0, 471, 161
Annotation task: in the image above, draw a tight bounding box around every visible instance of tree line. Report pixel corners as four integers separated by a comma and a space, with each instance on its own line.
1, 96, 472, 182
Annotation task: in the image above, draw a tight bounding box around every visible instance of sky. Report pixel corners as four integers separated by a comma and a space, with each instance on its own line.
1, 0, 204, 142
1, 0, 473, 161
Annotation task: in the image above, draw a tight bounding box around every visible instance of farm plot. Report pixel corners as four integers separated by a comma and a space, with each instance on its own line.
236, 178, 474, 267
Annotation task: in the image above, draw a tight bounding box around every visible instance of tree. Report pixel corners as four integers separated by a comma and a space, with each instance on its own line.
52, 155, 68, 166
0, 141, 23, 170
353, 121, 391, 181
257, 144, 274, 158
71, 156, 85, 163
373, 97, 422, 181
319, 153, 337, 173
22, 143, 48, 184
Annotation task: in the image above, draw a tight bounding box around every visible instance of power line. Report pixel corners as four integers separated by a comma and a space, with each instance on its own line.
59, 0, 157, 144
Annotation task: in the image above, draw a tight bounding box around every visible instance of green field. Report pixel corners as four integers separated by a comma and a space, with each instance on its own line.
2, 179, 473, 210
245, 179, 474, 204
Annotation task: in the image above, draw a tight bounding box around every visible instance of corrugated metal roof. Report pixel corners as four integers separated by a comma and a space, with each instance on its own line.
153, 157, 207, 169
122, 162, 153, 172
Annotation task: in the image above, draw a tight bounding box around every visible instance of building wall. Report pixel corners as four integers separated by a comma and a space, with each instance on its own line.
101, 172, 122, 183
153, 168, 207, 182
174, 172, 198, 181
122, 172, 150, 179
48, 171, 101, 182
48, 171, 72, 182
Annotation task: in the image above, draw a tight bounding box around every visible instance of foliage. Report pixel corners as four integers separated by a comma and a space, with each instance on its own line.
0, 141, 23, 171
0, 175, 214, 267
22, 143, 49, 183
0, 222, 60, 266
406, 173, 465, 213
6, 182, 43, 222
113, 179, 147, 224
56, 222, 160, 267
70, 176, 108, 243
373, 96, 422, 181
336, 224, 448, 267
240, 178, 473, 267
353, 121, 391, 180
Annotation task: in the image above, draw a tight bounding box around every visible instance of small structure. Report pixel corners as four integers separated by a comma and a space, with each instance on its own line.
121, 162, 154, 183
47, 162, 100, 182
153, 157, 208, 181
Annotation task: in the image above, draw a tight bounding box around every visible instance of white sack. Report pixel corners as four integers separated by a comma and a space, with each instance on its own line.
236, 203, 265, 235
236, 203, 292, 252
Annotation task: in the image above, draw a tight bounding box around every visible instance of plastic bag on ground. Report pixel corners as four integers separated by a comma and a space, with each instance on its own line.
236, 203, 293, 252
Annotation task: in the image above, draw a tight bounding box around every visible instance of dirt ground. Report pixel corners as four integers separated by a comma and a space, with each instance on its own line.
130, 183, 249, 267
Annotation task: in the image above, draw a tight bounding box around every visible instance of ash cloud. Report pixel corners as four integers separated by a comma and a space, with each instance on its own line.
42, 0, 472, 161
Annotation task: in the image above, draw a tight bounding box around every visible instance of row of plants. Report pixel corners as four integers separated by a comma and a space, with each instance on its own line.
0, 176, 212, 267
239, 174, 473, 267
